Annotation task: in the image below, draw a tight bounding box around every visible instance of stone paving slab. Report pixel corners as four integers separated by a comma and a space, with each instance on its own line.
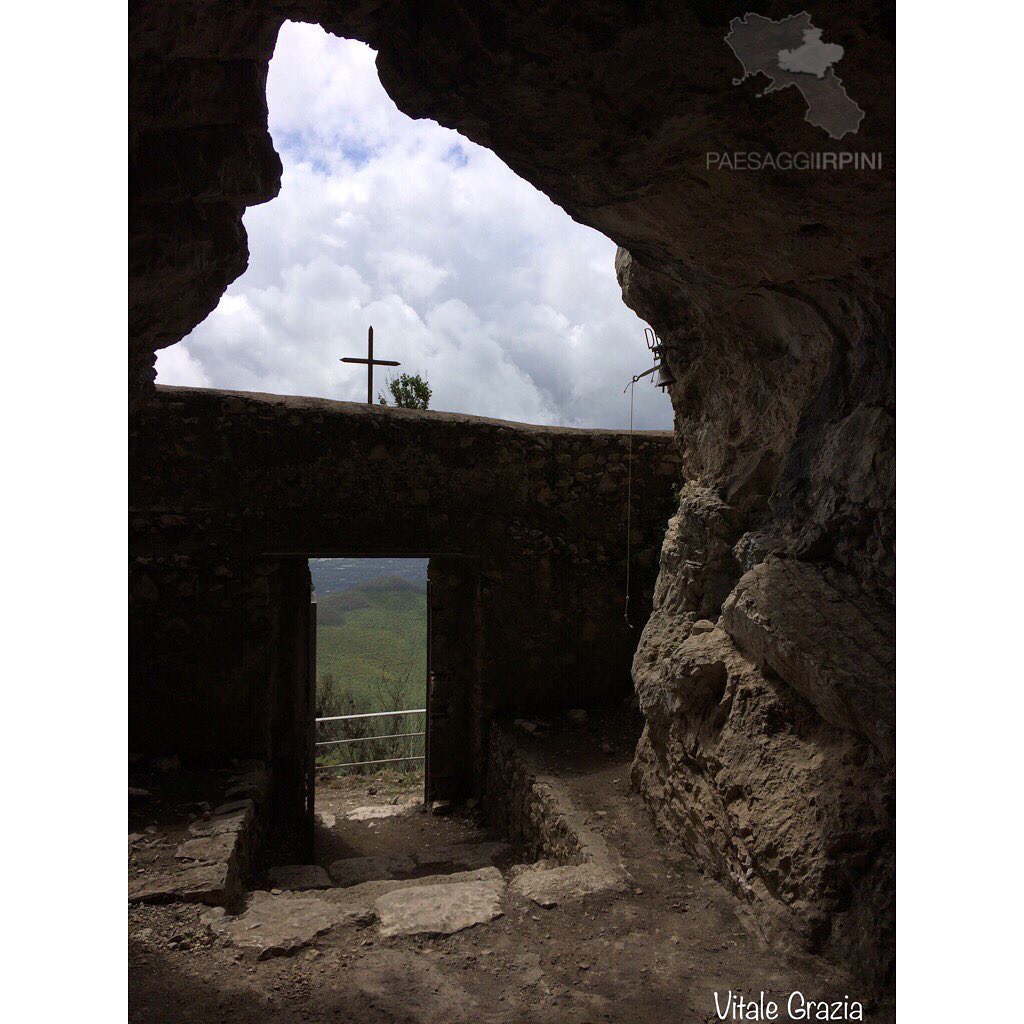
375, 878, 505, 937
328, 854, 416, 887
414, 841, 510, 872
509, 861, 626, 907
208, 891, 363, 959
345, 799, 419, 821
263, 864, 333, 891
175, 832, 238, 864
321, 866, 503, 910
129, 861, 236, 906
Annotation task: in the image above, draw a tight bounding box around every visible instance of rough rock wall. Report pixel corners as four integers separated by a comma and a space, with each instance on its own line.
625, 253, 894, 993
622, 189, 894, 993
130, 0, 894, 991
130, 1, 284, 404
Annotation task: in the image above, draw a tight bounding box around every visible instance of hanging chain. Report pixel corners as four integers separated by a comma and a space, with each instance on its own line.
624, 375, 636, 628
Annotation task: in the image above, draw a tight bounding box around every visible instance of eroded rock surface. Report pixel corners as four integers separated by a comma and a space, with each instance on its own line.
722, 556, 895, 761
628, 272, 894, 994
632, 617, 894, 990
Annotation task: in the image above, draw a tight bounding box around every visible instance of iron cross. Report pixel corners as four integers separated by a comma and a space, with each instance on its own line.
340, 326, 400, 404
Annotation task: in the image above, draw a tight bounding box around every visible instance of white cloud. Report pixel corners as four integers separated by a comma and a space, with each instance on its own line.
153, 340, 211, 388
156, 22, 672, 430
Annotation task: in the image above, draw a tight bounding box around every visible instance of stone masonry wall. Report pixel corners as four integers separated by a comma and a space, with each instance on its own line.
130, 385, 678, 810
486, 723, 628, 898
130, 552, 315, 861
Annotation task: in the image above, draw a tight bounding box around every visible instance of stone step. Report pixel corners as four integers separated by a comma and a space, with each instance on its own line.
262, 864, 333, 891
327, 841, 510, 887
320, 866, 503, 914
205, 892, 369, 960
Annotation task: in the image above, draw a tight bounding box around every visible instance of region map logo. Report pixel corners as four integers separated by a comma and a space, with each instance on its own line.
725, 12, 864, 140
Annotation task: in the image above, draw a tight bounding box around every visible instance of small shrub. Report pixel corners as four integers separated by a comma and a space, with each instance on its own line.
378, 373, 431, 410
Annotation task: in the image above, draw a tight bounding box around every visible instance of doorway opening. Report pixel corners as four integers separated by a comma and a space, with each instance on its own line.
309, 556, 428, 791
307, 555, 509, 882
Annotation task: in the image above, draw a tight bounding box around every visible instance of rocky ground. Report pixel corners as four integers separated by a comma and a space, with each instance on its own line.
129, 714, 875, 1024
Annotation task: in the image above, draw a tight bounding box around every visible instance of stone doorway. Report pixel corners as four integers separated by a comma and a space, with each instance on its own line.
301, 554, 507, 921
303, 554, 484, 849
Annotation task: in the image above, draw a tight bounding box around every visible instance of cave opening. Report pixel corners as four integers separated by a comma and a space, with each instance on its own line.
129, 0, 896, 1007
154, 21, 672, 432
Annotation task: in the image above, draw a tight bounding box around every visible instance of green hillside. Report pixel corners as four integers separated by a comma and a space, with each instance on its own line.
314, 576, 427, 769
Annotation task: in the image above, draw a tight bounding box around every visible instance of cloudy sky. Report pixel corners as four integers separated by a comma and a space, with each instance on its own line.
156, 22, 672, 430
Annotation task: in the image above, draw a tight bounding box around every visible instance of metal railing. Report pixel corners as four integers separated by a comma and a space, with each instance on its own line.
315, 708, 426, 771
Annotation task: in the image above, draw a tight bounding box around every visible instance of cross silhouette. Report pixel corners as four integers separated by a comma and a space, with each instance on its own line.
340, 326, 400, 404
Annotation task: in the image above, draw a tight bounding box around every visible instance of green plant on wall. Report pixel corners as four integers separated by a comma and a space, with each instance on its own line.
378, 372, 432, 409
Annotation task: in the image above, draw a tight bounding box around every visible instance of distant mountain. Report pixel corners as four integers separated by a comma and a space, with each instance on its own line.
314, 574, 427, 718
316, 574, 425, 626
359, 574, 426, 593
309, 557, 428, 595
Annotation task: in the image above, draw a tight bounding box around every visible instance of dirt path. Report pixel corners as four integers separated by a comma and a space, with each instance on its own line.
130, 719, 877, 1023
